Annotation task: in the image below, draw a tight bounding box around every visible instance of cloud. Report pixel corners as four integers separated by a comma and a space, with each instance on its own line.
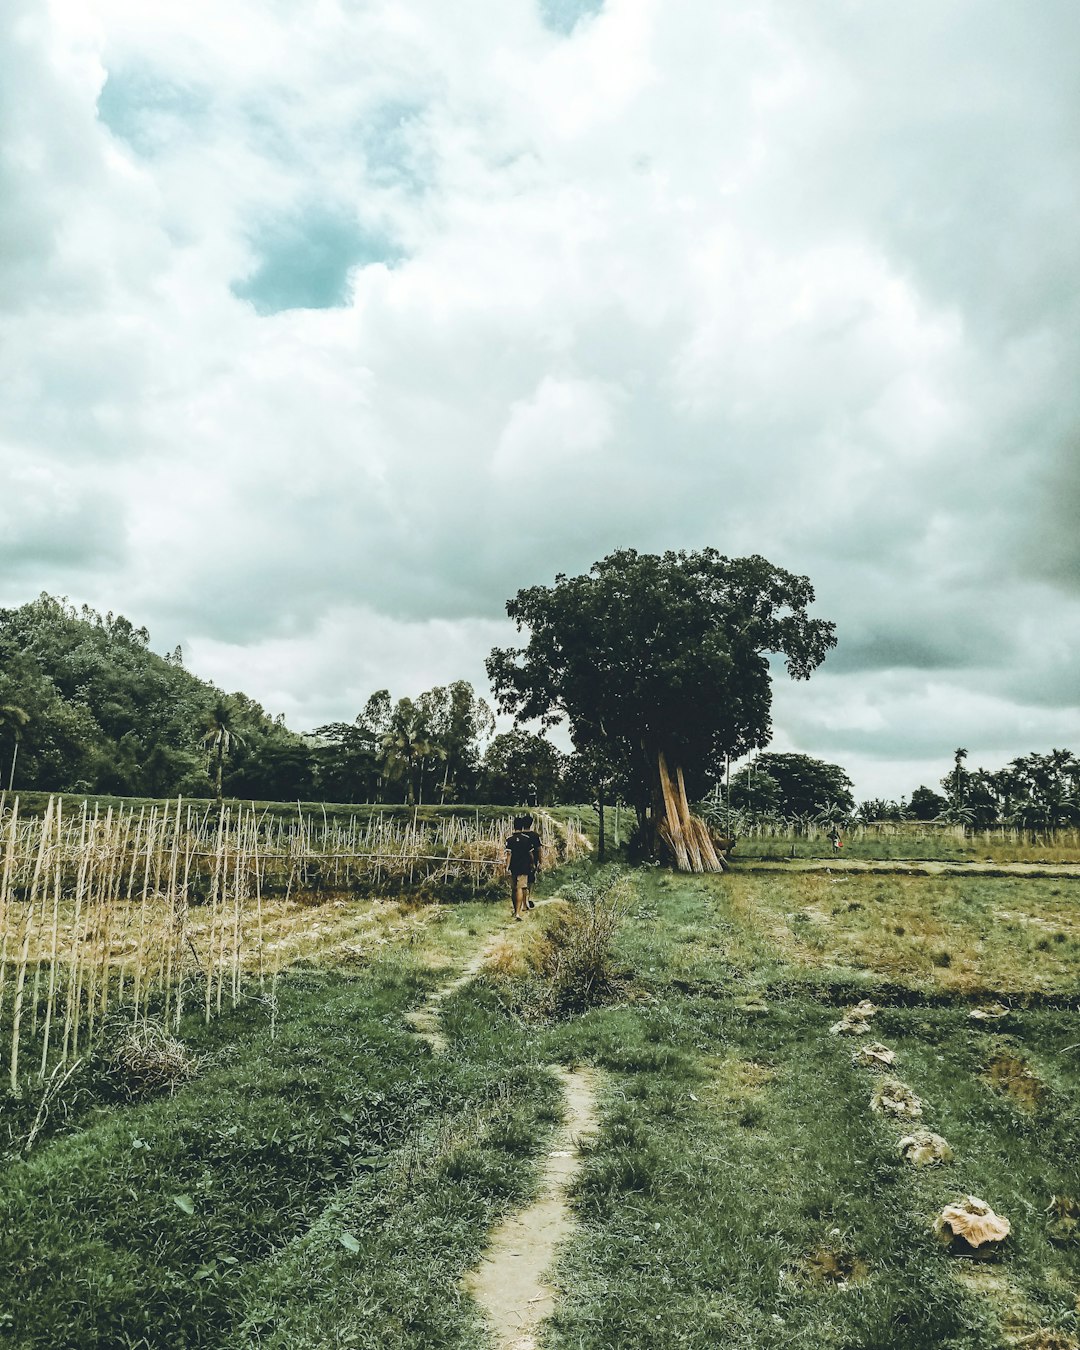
2, 0, 1079, 800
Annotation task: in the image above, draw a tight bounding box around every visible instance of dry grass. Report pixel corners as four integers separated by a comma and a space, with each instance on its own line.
0, 795, 587, 1093
717, 872, 1080, 993
98, 1017, 198, 1100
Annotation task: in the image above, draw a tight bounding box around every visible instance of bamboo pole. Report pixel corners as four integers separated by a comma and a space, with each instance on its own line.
0, 796, 19, 1014
657, 751, 692, 871
38, 813, 64, 1076
132, 807, 157, 1024
10, 797, 54, 1091
69, 803, 97, 1057
675, 766, 724, 873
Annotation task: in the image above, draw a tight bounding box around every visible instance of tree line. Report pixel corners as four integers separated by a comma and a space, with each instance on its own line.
0, 594, 598, 805
715, 747, 1080, 832
2, 580, 1074, 839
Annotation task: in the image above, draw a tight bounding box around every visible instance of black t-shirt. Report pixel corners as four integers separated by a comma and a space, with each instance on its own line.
506, 830, 541, 875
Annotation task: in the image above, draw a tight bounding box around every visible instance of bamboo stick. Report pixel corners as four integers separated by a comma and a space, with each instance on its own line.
10, 796, 54, 1091
0, 797, 19, 1014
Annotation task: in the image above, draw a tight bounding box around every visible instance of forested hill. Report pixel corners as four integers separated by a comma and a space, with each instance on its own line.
0, 594, 306, 799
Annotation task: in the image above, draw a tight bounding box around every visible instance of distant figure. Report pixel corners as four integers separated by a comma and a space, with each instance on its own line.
829, 826, 843, 852
525, 782, 539, 807
505, 813, 542, 920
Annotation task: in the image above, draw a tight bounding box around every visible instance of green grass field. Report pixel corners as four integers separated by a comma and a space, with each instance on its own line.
2, 844, 1078, 1348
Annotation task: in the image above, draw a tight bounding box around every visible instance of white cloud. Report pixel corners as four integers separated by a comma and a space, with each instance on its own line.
493, 375, 618, 476
2, 0, 1079, 799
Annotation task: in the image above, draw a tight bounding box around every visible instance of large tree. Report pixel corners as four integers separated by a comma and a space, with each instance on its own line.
486, 548, 836, 869
416, 680, 495, 803
746, 752, 854, 820
480, 729, 564, 805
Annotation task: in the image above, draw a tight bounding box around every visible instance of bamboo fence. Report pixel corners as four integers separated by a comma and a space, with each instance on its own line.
0, 797, 586, 1092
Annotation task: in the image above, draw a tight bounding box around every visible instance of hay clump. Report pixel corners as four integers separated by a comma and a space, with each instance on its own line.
897, 1129, 953, 1167
870, 1077, 923, 1119
830, 1000, 878, 1036
100, 1018, 199, 1101
852, 1041, 896, 1070
935, 1195, 1010, 1257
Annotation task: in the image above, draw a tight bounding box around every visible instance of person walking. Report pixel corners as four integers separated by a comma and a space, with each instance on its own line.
505, 814, 542, 920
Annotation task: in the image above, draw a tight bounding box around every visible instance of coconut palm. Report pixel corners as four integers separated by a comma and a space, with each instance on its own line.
0, 704, 30, 792
379, 699, 442, 805
951, 747, 968, 803
200, 699, 245, 805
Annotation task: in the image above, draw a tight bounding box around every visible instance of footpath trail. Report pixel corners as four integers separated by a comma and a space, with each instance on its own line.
402, 933, 502, 1053
738, 858, 1080, 878
464, 1066, 599, 1350
403, 898, 599, 1350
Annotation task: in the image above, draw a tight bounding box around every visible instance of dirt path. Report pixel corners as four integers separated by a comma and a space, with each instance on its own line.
401, 901, 598, 1348
738, 858, 1080, 878
402, 935, 502, 1053
464, 1065, 599, 1350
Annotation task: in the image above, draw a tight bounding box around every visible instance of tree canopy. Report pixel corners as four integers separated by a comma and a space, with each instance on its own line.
487, 548, 837, 862
744, 753, 854, 819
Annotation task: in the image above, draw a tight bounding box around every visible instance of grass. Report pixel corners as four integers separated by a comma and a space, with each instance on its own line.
716, 871, 1080, 997
529, 870, 1080, 1348
0, 898, 565, 1349
3, 839, 1080, 1349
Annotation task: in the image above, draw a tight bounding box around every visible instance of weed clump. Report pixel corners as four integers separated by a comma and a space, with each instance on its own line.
97, 1017, 199, 1101
532, 870, 632, 1016
984, 1049, 1046, 1112
488, 868, 632, 1020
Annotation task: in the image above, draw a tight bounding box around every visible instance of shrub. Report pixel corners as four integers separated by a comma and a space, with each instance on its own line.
532, 868, 632, 1017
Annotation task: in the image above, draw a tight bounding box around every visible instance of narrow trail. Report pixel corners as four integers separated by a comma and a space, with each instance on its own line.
401, 898, 599, 1349
739, 858, 1080, 878
402, 934, 502, 1053
464, 1066, 599, 1350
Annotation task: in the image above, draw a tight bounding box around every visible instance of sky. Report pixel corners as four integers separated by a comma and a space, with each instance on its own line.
2, 0, 1079, 802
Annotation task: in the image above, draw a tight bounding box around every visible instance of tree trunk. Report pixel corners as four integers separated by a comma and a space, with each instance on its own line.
7, 739, 18, 793
651, 747, 726, 873
597, 778, 606, 864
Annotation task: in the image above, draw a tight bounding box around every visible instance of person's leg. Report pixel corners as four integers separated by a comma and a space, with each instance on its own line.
513, 874, 528, 918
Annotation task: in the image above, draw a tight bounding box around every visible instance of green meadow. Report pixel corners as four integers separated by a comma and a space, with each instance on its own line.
1, 834, 1078, 1349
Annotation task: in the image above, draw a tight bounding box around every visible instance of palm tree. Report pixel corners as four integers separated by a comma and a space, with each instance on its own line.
952, 747, 968, 803
200, 699, 245, 805
0, 704, 30, 792
379, 700, 441, 805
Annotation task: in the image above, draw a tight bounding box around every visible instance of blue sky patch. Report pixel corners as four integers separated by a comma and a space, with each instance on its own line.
539, 0, 604, 36
97, 71, 209, 154
232, 209, 401, 315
